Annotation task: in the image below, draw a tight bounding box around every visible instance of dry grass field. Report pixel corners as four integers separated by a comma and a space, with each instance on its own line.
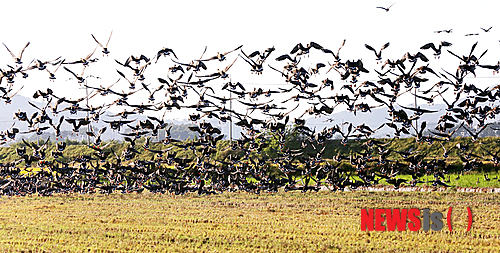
0, 191, 498, 252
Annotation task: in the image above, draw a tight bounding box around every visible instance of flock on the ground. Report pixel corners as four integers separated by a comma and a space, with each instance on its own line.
1, 25, 500, 196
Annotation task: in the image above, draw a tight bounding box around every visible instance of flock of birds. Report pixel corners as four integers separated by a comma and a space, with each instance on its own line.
1, 26, 500, 196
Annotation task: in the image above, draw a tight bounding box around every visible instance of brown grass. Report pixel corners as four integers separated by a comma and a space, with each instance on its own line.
0, 191, 498, 252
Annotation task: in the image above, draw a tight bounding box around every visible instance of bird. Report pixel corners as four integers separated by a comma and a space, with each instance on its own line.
480, 27, 493, 32
172, 46, 207, 72
430, 122, 464, 141
84, 78, 120, 96
63, 46, 98, 66
462, 124, 491, 142
196, 57, 237, 79
447, 41, 487, 67
434, 29, 453, 33
202, 45, 242, 62
2, 42, 30, 65
322, 39, 346, 63
63, 66, 86, 83
429, 179, 451, 187
141, 82, 164, 102
25, 57, 62, 71
376, 3, 395, 12
401, 52, 429, 63
239, 51, 267, 74
46, 59, 65, 80
65, 117, 91, 132
156, 47, 178, 63
50, 115, 65, 138
116, 70, 139, 89
290, 42, 323, 56
365, 42, 390, 62
484, 174, 491, 181
386, 178, 406, 189
479, 61, 500, 74
309, 63, 326, 75
91, 30, 113, 56
1, 85, 23, 104
86, 126, 107, 146
420, 41, 452, 58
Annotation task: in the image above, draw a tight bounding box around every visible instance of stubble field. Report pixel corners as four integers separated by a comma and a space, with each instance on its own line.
0, 191, 498, 252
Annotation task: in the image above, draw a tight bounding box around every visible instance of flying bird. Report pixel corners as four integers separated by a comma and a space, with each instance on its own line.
91, 30, 113, 56
376, 3, 395, 12
420, 41, 452, 58
365, 42, 390, 62
3, 42, 30, 65
480, 26, 493, 32
434, 29, 452, 33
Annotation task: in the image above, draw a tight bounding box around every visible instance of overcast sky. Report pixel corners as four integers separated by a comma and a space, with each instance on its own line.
1, 0, 499, 122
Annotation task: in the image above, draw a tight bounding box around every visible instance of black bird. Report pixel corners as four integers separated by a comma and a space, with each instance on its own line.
430, 122, 463, 141
1, 85, 23, 104
103, 119, 135, 131
202, 45, 242, 62
386, 178, 407, 189
412, 121, 427, 143
365, 42, 390, 61
290, 42, 323, 56
63, 46, 98, 66
434, 29, 453, 33
196, 57, 237, 79
480, 27, 493, 32
63, 66, 86, 83
463, 124, 491, 142
91, 30, 113, 56
65, 117, 91, 133
321, 39, 346, 63
172, 46, 207, 72
420, 41, 452, 58
116, 70, 139, 89
479, 61, 500, 74
46, 59, 65, 80
86, 126, 107, 146
50, 115, 65, 138
429, 180, 451, 187
156, 47, 178, 63
3, 42, 30, 64
25, 57, 62, 71
239, 51, 266, 74
376, 3, 395, 12
447, 41, 487, 66
401, 52, 429, 63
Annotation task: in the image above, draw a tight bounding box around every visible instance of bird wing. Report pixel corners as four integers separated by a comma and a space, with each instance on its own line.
290, 43, 303, 54
63, 66, 79, 78
381, 42, 390, 50
105, 30, 113, 47
276, 54, 294, 62
17, 42, 30, 60
441, 41, 452, 47
364, 44, 376, 53
85, 46, 98, 60
309, 41, 323, 50
420, 43, 437, 52
224, 57, 238, 72
223, 45, 243, 55
2, 43, 15, 57
91, 34, 104, 48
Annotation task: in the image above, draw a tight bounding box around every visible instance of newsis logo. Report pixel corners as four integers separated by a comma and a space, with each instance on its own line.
361, 207, 473, 232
